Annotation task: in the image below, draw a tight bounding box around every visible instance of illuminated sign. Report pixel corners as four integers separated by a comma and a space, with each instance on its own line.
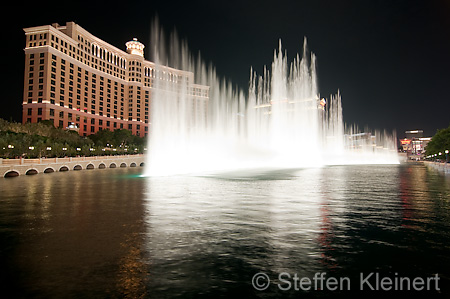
400, 139, 411, 145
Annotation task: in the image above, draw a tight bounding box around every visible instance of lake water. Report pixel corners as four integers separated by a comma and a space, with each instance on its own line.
0, 163, 449, 298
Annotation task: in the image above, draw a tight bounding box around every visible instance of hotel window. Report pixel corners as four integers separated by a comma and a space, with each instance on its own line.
27, 108, 32, 115
50, 109, 54, 116
37, 108, 42, 115
59, 111, 64, 118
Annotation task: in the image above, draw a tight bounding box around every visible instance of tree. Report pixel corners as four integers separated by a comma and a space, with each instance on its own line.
425, 124, 450, 157
0, 119, 145, 158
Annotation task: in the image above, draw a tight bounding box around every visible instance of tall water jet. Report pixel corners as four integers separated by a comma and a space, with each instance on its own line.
144, 25, 398, 177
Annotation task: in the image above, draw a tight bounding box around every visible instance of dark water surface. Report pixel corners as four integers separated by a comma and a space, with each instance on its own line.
0, 164, 449, 298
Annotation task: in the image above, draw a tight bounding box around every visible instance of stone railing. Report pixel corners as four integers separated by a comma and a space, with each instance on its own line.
424, 161, 450, 175
1, 154, 146, 177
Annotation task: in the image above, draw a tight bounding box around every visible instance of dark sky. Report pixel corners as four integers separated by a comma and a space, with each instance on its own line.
1, 0, 449, 137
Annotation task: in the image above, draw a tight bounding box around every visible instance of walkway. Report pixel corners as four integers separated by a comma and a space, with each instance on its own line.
1, 154, 145, 177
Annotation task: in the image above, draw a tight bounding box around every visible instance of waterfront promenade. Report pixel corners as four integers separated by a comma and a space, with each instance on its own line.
1, 154, 145, 177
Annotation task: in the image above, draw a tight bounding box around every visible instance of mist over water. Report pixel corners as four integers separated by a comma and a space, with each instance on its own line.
144, 24, 398, 176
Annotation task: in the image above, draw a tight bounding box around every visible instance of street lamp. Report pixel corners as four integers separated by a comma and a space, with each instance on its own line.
445, 149, 449, 163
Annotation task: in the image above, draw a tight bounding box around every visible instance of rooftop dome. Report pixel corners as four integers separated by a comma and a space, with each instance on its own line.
125, 38, 145, 57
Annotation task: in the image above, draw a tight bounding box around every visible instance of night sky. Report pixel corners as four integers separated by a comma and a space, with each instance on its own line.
1, 0, 449, 137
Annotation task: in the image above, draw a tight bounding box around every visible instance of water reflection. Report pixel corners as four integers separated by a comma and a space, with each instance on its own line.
0, 164, 449, 297
0, 169, 148, 297
143, 165, 450, 296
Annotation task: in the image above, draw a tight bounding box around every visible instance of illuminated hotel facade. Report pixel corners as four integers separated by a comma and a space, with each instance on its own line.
22, 21, 209, 136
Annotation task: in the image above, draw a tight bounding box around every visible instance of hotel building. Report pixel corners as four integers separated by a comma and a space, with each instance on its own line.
22, 21, 209, 136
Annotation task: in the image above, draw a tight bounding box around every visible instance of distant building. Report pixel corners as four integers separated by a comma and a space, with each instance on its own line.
22, 22, 209, 136
344, 132, 375, 149
400, 130, 431, 160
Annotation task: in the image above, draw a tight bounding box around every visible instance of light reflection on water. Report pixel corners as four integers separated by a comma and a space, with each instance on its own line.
0, 164, 449, 297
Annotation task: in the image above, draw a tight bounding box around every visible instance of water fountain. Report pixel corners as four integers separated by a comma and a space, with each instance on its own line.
144, 28, 398, 176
